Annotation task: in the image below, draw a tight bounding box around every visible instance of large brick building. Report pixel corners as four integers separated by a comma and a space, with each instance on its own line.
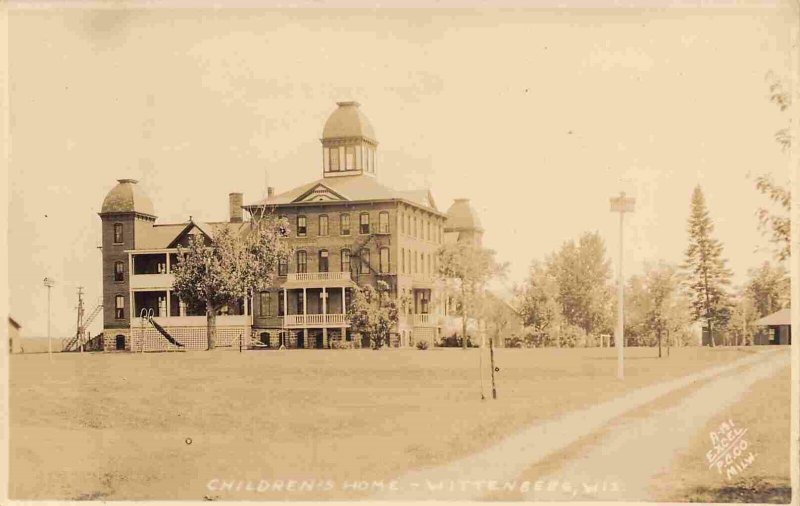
99, 101, 482, 351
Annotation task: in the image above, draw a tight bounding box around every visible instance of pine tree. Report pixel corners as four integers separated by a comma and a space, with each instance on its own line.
682, 186, 733, 347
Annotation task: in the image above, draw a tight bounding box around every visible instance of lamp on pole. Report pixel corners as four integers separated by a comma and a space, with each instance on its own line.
609, 191, 635, 380
43, 277, 55, 358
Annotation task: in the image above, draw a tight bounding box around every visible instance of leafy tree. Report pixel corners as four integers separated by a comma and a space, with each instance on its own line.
745, 261, 790, 317
753, 72, 791, 262
171, 215, 291, 349
682, 186, 733, 347
626, 263, 688, 356
517, 260, 562, 347
347, 280, 398, 349
551, 232, 614, 344
729, 292, 758, 346
438, 241, 506, 349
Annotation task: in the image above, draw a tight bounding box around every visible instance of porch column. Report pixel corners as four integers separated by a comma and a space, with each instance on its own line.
283, 288, 288, 324
322, 288, 328, 348
166, 252, 171, 273
303, 288, 307, 315
166, 290, 171, 317
341, 287, 346, 312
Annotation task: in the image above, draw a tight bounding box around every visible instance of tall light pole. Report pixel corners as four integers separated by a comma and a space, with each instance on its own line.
609, 192, 635, 380
43, 277, 55, 359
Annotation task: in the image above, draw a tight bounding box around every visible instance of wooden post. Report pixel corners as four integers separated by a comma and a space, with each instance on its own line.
489, 337, 497, 400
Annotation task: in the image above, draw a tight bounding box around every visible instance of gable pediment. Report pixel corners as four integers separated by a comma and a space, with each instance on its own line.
294, 183, 348, 203
167, 222, 213, 248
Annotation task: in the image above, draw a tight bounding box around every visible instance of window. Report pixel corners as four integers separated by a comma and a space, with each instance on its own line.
329, 147, 339, 171
115, 295, 125, 319
427, 220, 431, 241
115, 334, 125, 350
413, 216, 417, 238
359, 213, 370, 234
319, 250, 329, 273
297, 216, 307, 237
406, 215, 410, 236
113, 223, 123, 244
380, 248, 390, 274
319, 215, 329, 236
296, 250, 307, 274
401, 248, 405, 274
378, 212, 389, 234
278, 216, 288, 237
360, 249, 370, 274
278, 257, 288, 276
340, 214, 351, 236
296, 291, 305, 313
260, 292, 271, 316
346, 146, 355, 170
278, 294, 285, 316
114, 261, 124, 282
341, 249, 351, 274
400, 212, 405, 234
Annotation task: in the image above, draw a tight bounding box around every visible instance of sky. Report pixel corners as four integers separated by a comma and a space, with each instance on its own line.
6, 3, 796, 338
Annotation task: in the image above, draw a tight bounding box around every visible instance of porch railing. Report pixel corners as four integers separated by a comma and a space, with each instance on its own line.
284, 313, 349, 327
286, 272, 351, 282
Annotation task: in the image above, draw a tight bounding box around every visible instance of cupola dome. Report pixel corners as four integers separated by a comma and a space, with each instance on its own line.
100, 179, 156, 217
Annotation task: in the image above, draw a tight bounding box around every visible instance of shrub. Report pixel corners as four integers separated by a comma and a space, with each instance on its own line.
415, 341, 429, 350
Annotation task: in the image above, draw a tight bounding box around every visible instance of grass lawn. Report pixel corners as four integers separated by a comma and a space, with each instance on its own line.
651, 361, 791, 503
9, 345, 765, 500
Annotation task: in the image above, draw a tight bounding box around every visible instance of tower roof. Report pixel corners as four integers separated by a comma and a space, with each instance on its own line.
445, 198, 482, 231
322, 101, 377, 143
100, 179, 156, 217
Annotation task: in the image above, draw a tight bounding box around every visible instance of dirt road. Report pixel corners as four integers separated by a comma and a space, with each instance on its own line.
374, 349, 787, 501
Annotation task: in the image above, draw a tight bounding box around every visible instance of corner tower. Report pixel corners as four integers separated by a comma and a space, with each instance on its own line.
321, 101, 378, 178
98, 179, 156, 351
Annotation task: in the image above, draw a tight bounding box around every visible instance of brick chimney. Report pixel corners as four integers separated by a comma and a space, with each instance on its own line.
229, 192, 243, 223
267, 186, 275, 198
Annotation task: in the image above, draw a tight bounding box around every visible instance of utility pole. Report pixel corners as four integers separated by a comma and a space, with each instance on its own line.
489, 336, 498, 399
609, 191, 635, 380
76, 287, 85, 353
43, 277, 55, 359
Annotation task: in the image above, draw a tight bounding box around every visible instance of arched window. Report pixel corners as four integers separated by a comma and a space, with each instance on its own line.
378, 212, 389, 234
296, 250, 307, 274
380, 247, 390, 274
319, 250, 329, 273
113, 223, 123, 244
114, 261, 124, 282
340, 214, 351, 236
319, 215, 329, 236
360, 249, 370, 274
359, 213, 370, 234
341, 249, 351, 274
115, 295, 125, 319
278, 257, 288, 276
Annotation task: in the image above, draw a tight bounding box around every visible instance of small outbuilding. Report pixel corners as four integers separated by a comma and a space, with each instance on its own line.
755, 308, 791, 345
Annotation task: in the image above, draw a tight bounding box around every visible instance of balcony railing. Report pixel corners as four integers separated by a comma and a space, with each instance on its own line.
284, 313, 349, 327
286, 272, 351, 282
129, 273, 174, 290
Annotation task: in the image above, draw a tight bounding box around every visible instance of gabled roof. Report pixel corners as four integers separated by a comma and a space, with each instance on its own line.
134, 220, 249, 250
245, 175, 440, 213
756, 308, 791, 326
